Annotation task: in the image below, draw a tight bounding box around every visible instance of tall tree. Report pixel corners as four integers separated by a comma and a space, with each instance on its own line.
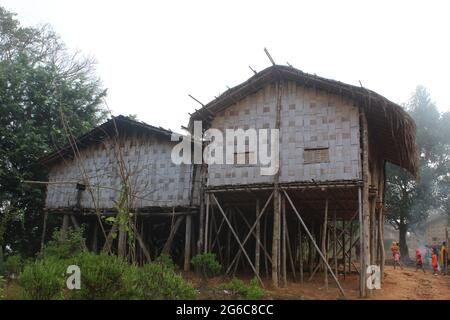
0, 7, 107, 257
385, 86, 450, 258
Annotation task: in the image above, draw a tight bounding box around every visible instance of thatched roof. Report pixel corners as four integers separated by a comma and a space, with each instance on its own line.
189, 65, 419, 177
40, 115, 174, 166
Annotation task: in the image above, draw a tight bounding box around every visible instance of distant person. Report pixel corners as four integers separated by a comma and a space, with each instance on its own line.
415, 248, 425, 273
431, 248, 439, 275
440, 242, 448, 275
391, 241, 402, 269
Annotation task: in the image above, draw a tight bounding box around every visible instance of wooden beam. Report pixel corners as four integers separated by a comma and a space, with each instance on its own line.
255, 199, 261, 277
283, 189, 346, 298
184, 215, 192, 272
211, 194, 264, 287
162, 216, 185, 255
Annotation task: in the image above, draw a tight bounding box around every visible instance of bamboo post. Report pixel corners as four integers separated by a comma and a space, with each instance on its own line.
264, 211, 269, 279
40, 211, 48, 254
358, 187, 366, 297
255, 199, 261, 276
322, 199, 329, 290
184, 215, 192, 272
342, 220, 346, 279
283, 190, 346, 298
282, 195, 287, 287
299, 221, 304, 283
211, 194, 264, 286
92, 219, 98, 253
349, 221, 353, 273
204, 194, 210, 253
61, 214, 69, 240
333, 211, 337, 277
378, 208, 385, 281
272, 188, 281, 288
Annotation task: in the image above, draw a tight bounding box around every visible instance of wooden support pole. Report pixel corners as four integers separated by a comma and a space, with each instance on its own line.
322, 199, 329, 289
349, 221, 353, 273
204, 193, 210, 253
212, 194, 264, 287
226, 194, 274, 274
255, 199, 261, 277
264, 211, 269, 279
129, 221, 151, 263
92, 219, 98, 253
282, 196, 287, 287
40, 211, 48, 254
333, 211, 338, 277
285, 216, 297, 282
272, 188, 281, 288
358, 187, 366, 297
117, 219, 127, 258
184, 215, 192, 272
283, 190, 346, 298
162, 216, 185, 255
298, 221, 304, 283
378, 208, 385, 281
61, 214, 69, 240
342, 220, 346, 279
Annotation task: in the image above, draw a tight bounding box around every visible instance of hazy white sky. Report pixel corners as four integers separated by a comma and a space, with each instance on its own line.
3, 0, 450, 131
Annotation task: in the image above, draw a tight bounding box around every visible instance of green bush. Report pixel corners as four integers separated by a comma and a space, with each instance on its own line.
44, 228, 86, 260
155, 254, 177, 272
132, 262, 197, 300
19, 258, 65, 300
0, 276, 5, 300
4, 255, 22, 278
219, 278, 264, 300
69, 252, 130, 300
191, 253, 221, 280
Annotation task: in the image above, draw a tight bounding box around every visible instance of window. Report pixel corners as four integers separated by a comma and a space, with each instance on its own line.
304, 147, 330, 164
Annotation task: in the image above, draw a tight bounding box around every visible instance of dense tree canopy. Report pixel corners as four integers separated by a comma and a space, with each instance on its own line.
385, 86, 450, 258
0, 6, 107, 258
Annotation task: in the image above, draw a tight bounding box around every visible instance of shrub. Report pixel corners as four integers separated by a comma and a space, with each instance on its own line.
44, 227, 86, 260
155, 254, 177, 272
133, 262, 197, 300
0, 276, 5, 300
19, 258, 65, 300
219, 278, 264, 300
68, 252, 130, 300
191, 253, 221, 280
4, 255, 22, 278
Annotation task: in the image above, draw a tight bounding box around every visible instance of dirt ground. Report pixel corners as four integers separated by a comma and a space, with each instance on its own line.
264, 265, 450, 300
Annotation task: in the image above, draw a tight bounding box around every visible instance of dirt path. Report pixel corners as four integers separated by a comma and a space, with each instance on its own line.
266, 265, 450, 300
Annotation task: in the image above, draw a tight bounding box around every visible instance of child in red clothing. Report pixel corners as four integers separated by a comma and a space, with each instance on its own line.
415, 248, 425, 273
431, 249, 438, 275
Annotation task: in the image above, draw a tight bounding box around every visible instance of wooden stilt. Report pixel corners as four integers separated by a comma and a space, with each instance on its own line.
378, 208, 385, 281
211, 194, 264, 286
285, 216, 297, 282
162, 216, 185, 255
204, 194, 210, 253
129, 221, 151, 263
61, 214, 69, 240
349, 221, 353, 273
118, 219, 127, 258
263, 210, 269, 279
342, 220, 346, 279
283, 190, 346, 298
272, 188, 281, 288
184, 215, 192, 272
255, 199, 261, 277
40, 211, 48, 254
282, 196, 287, 287
322, 199, 329, 289
358, 187, 366, 297
333, 211, 337, 277
298, 221, 304, 283
91, 218, 98, 253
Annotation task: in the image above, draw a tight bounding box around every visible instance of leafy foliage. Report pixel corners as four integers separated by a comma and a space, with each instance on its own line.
44, 227, 86, 260
191, 253, 221, 280
0, 275, 4, 300
4, 254, 22, 277
131, 262, 197, 300
19, 257, 65, 300
218, 278, 264, 300
68, 252, 130, 300
0, 6, 106, 257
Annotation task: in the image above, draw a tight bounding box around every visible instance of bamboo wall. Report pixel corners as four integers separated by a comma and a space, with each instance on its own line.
207, 81, 361, 186
45, 133, 198, 209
